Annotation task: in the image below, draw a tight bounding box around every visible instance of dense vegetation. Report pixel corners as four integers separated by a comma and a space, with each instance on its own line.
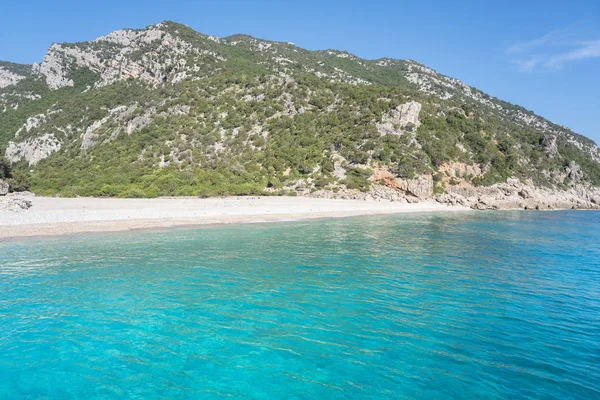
1, 21, 599, 198
0, 61, 33, 77
0, 154, 29, 192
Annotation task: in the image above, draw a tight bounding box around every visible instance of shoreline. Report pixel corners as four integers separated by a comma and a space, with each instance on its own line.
1, 196, 469, 240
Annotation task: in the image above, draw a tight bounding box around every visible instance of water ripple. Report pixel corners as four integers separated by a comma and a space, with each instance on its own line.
1, 211, 599, 399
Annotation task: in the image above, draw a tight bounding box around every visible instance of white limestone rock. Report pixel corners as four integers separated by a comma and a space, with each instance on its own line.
397, 101, 422, 128
37, 44, 75, 89
0, 67, 27, 88
35, 24, 204, 89
566, 161, 583, 182
94, 28, 164, 46
126, 114, 152, 135
5, 134, 62, 166
377, 101, 422, 136
81, 116, 110, 150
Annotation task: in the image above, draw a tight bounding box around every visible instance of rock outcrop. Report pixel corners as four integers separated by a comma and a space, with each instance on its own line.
309, 184, 416, 203
434, 178, 600, 210
309, 173, 600, 211
34, 24, 213, 90
540, 134, 559, 158
397, 101, 422, 128
566, 161, 583, 182
5, 134, 62, 166
37, 44, 76, 89
370, 167, 433, 198
0, 66, 27, 88
377, 101, 422, 135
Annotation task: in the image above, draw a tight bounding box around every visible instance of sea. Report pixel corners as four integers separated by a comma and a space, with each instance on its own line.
1, 211, 599, 399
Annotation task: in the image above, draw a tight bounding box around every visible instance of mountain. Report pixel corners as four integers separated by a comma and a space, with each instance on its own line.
1, 21, 599, 209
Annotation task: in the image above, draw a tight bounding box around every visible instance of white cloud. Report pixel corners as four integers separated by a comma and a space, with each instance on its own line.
507, 29, 573, 55
514, 58, 539, 73
508, 29, 600, 72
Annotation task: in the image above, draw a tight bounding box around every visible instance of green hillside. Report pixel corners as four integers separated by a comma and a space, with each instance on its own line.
1, 21, 598, 198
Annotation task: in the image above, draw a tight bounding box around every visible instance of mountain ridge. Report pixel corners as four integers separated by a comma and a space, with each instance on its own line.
0, 22, 592, 133
1, 21, 599, 209
0, 20, 593, 139
4, 21, 595, 144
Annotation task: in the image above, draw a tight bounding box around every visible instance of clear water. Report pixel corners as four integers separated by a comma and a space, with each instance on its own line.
1, 211, 599, 399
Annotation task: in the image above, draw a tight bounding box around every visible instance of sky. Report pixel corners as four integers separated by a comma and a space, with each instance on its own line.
1, 0, 599, 142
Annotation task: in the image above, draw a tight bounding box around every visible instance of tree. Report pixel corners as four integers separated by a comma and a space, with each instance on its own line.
0, 156, 12, 180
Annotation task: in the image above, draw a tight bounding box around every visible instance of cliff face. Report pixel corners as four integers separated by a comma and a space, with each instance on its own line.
0, 21, 599, 207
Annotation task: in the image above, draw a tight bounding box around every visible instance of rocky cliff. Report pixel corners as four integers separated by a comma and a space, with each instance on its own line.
0, 21, 599, 209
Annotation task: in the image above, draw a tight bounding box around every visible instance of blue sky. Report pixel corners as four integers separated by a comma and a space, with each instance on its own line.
1, 0, 599, 142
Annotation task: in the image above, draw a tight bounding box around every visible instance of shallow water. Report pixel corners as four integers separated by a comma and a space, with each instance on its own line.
1, 211, 599, 399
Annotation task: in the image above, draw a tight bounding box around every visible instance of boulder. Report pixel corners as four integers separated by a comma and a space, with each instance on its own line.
472, 196, 499, 210
518, 188, 533, 199
406, 196, 420, 204
405, 176, 433, 199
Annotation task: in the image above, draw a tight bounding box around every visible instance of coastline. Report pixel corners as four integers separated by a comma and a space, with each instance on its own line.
0, 195, 469, 239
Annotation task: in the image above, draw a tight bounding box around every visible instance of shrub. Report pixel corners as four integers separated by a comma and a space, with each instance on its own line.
0, 157, 12, 180
120, 188, 147, 198
344, 167, 373, 192
7, 172, 31, 192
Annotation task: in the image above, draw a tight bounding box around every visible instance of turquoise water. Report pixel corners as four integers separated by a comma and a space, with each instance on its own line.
1, 211, 600, 399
